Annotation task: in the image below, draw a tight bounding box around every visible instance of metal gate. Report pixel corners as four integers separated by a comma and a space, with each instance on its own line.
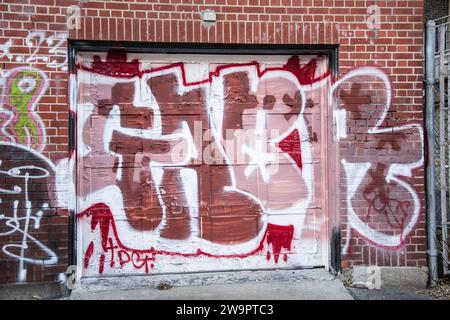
73, 49, 332, 277
425, 17, 450, 281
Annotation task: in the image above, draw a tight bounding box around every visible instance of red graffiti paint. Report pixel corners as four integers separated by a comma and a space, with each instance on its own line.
78, 55, 330, 87
265, 224, 294, 263
90, 205, 113, 249
78, 57, 312, 246
105, 238, 117, 268
77, 203, 294, 273
278, 129, 302, 170
283, 56, 317, 86
76, 56, 313, 272
84, 241, 94, 268
89, 49, 140, 78
362, 164, 411, 243
99, 253, 105, 274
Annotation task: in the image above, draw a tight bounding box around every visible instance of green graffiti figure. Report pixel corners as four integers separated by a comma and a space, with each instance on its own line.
4, 68, 46, 150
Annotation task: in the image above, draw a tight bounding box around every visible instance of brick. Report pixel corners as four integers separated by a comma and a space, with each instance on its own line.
0, 0, 426, 285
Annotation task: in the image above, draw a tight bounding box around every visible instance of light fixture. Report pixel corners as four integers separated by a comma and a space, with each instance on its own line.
201, 10, 217, 23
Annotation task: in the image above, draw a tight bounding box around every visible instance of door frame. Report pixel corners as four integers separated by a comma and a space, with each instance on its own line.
67, 41, 341, 279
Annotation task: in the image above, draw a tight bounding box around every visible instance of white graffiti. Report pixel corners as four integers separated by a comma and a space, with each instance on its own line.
74, 55, 325, 275
0, 142, 58, 282
241, 110, 278, 183
0, 31, 68, 71
25, 31, 68, 71
0, 39, 13, 61
73, 54, 424, 276
333, 68, 424, 253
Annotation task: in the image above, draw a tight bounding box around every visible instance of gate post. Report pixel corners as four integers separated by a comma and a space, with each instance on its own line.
425, 20, 438, 288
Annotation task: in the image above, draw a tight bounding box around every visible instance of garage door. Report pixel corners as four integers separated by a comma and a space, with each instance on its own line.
75, 51, 330, 277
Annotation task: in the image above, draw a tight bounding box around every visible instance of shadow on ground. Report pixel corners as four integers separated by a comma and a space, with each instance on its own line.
346, 287, 436, 300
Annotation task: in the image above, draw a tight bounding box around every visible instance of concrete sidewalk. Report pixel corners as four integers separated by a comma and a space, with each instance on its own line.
347, 287, 435, 300
64, 269, 353, 300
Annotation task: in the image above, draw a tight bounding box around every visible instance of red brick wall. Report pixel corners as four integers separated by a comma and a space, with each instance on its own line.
0, 0, 425, 284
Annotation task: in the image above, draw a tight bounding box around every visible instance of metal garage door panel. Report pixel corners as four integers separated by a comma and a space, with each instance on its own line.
75, 52, 330, 277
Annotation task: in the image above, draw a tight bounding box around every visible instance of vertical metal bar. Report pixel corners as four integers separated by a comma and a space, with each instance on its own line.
426, 20, 439, 287
67, 42, 79, 286
447, 23, 450, 275
439, 25, 449, 275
